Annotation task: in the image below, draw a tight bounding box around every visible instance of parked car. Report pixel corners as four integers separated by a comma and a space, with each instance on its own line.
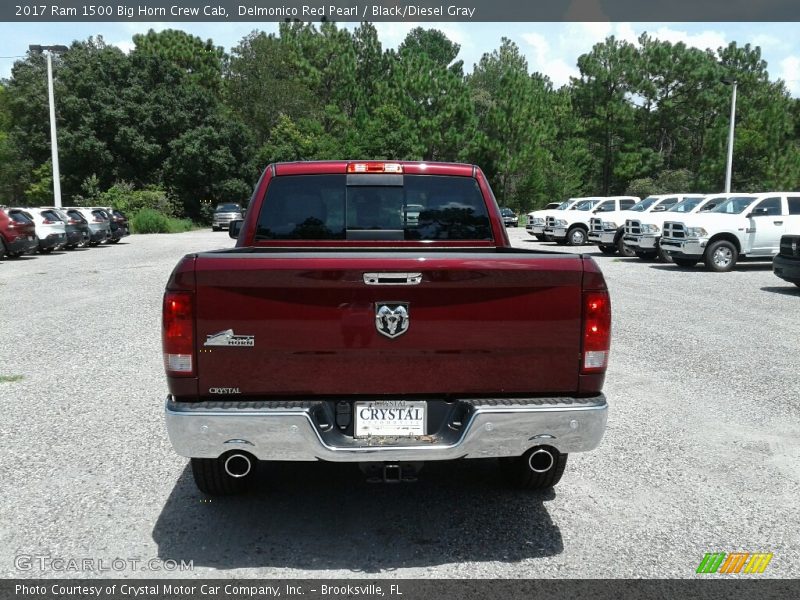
39, 207, 90, 249
212, 203, 244, 231
588, 195, 681, 256
64, 208, 93, 247
499, 207, 519, 227
10, 207, 66, 253
164, 160, 611, 495
110, 209, 130, 236
63, 207, 111, 246
91, 207, 126, 243
545, 196, 639, 246
660, 193, 800, 271
526, 199, 583, 240
622, 194, 711, 260
0, 206, 38, 258
773, 234, 800, 287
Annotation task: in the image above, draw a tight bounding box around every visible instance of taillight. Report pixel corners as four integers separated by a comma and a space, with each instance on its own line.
92, 218, 104, 223
347, 162, 403, 173
162, 291, 195, 376
581, 291, 611, 373
68, 219, 80, 225
42, 219, 58, 224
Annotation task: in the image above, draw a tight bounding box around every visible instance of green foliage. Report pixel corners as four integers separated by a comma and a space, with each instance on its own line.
625, 177, 656, 198
626, 169, 695, 197
99, 182, 180, 217
467, 39, 559, 211
656, 169, 694, 193
72, 174, 102, 205
130, 208, 193, 234
133, 29, 225, 94
24, 161, 53, 205
0, 85, 26, 202
198, 203, 216, 225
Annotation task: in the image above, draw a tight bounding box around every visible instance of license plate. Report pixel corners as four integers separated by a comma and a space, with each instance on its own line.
354, 400, 426, 437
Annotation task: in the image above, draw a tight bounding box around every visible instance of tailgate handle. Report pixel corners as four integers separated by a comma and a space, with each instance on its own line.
363, 272, 422, 285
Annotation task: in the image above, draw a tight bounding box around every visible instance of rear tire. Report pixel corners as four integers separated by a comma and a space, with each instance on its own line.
598, 245, 617, 255
500, 447, 568, 490
535, 234, 546, 241
0, 239, 6, 259
617, 236, 636, 257
191, 455, 256, 496
657, 246, 673, 263
673, 258, 698, 267
635, 250, 657, 261
704, 240, 738, 272
212, 226, 220, 232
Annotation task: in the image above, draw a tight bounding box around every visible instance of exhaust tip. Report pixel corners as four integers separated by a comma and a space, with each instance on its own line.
528, 448, 555, 473
224, 453, 252, 478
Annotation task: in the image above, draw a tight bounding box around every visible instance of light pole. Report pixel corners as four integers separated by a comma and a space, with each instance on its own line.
721, 76, 738, 193
29, 44, 68, 208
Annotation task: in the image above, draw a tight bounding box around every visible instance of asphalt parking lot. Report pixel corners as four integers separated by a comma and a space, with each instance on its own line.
1, 229, 798, 579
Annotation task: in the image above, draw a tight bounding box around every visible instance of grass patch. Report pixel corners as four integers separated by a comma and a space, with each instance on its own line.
0, 375, 24, 383
131, 208, 195, 234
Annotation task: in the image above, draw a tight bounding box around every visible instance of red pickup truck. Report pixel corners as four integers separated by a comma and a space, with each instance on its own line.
163, 161, 610, 495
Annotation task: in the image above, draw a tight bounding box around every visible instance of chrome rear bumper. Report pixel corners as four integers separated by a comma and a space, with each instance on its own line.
165, 395, 608, 462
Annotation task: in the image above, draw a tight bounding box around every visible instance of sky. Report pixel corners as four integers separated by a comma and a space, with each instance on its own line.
1, 21, 799, 96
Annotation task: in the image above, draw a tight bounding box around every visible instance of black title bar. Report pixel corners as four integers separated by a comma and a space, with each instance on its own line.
4, 579, 800, 600
4, 0, 800, 22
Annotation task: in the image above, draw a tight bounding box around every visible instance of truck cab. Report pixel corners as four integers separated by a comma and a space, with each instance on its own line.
588, 195, 677, 256
546, 196, 638, 246
660, 193, 800, 271
622, 194, 711, 260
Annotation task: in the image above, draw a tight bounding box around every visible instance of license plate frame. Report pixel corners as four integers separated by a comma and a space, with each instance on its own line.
354, 400, 426, 438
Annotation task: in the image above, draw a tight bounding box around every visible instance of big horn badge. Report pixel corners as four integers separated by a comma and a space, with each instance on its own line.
375, 303, 410, 339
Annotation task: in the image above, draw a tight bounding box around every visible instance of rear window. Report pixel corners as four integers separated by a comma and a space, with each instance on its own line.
41, 210, 62, 221
67, 210, 86, 222
255, 174, 492, 241
10, 211, 32, 224
91, 210, 107, 220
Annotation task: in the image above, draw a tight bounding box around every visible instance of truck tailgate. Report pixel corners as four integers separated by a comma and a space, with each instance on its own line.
193, 250, 584, 397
